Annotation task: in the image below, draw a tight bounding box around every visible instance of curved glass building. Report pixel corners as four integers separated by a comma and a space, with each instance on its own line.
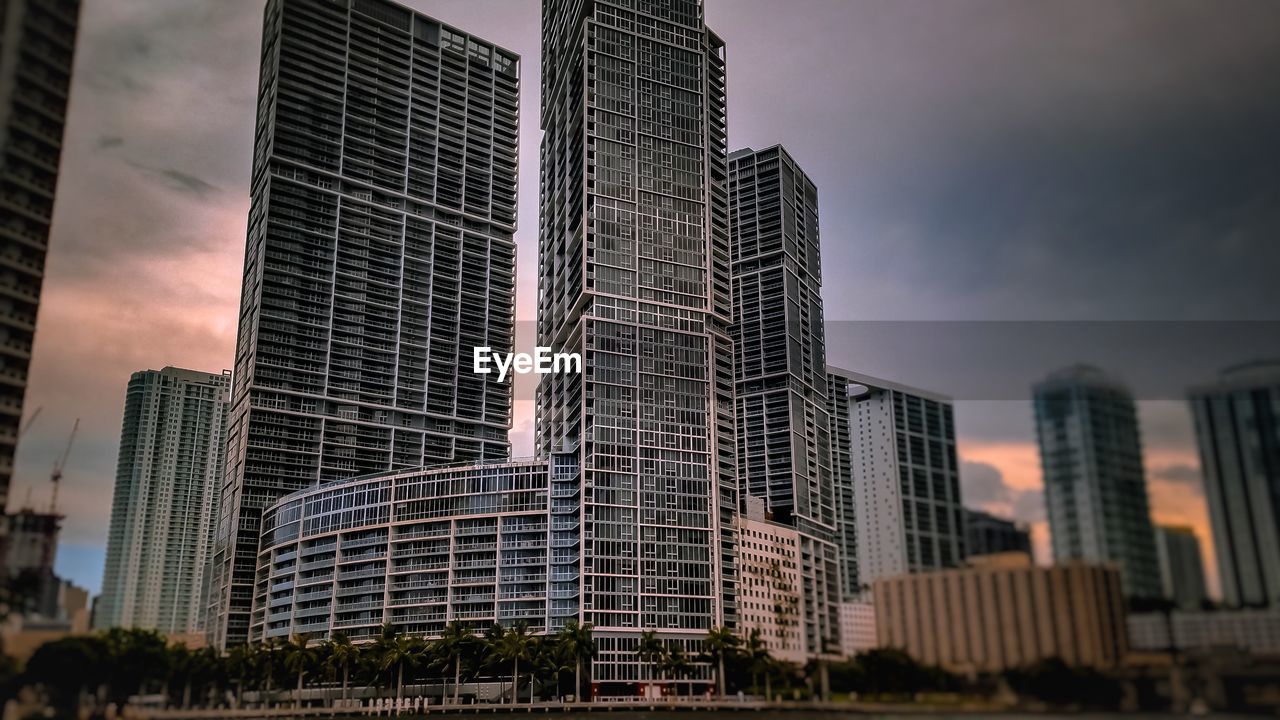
252, 454, 579, 642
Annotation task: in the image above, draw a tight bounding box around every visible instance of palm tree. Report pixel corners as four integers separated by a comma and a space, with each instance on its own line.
744, 630, 771, 698
226, 643, 257, 708
491, 622, 536, 704
377, 630, 424, 708
283, 634, 318, 707
702, 627, 739, 699
324, 631, 360, 702
636, 630, 665, 699
659, 644, 693, 699
259, 637, 286, 704
557, 620, 595, 701
433, 621, 472, 704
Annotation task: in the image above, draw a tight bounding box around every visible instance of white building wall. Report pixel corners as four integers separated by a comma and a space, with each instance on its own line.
851, 390, 907, 584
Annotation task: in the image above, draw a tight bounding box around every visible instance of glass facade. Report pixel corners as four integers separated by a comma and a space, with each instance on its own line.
209, 0, 520, 647
0, 0, 80, 513
828, 369, 966, 589
1034, 365, 1162, 600
253, 455, 578, 641
96, 368, 231, 634
729, 146, 839, 658
1189, 361, 1280, 608
535, 0, 737, 690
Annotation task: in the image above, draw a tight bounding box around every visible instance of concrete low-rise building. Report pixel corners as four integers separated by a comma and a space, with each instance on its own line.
737, 497, 806, 664
874, 553, 1128, 673
838, 600, 876, 657
1129, 608, 1280, 656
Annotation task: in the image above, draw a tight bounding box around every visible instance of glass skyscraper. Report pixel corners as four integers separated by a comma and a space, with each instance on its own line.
0, 0, 80, 516
1034, 365, 1161, 600
535, 0, 738, 691
209, 0, 519, 647
96, 367, 230, 634
1189, 361, 1280, 608
729, 145, 839, 658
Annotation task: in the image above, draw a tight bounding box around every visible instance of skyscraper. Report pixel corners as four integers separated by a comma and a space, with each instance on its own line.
1189, 361, 1280, 608
0, 0, 80, 515
209, 0, 519, 647
729, 145, 839, 658
965, 508, 1032, 558
95, 368, 230, 634
536, 0, 739, 691
1154, 524, 1208, 611
1033, 364, 1162, 600
828, 368, 966, 591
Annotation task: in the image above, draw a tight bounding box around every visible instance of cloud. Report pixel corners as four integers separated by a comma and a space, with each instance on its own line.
1151, 463, 1201, 486
96, 135, 124, 150
960, 461, 1012, 507
1012, 488, 1046, 524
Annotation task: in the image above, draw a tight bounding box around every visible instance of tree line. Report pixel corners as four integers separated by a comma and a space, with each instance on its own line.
3, 622, 834, 713
3, 623, 1125, 713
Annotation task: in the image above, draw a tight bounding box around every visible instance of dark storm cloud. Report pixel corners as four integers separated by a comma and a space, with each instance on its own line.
715, 0, 1280, 322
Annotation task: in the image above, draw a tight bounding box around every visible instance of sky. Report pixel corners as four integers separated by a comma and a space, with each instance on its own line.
13, 0, 1280, 597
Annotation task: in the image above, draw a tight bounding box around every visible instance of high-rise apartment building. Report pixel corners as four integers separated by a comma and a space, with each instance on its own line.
536, 0, 739, 692
209, 0, 519, 647
95, 368, 230, 634
0, 0, 80, 515
828, 368, 966, 591
1154, 525, 1208, 611
1033, 365, 1162, 600
966, 508, 1032, 558
729, 145, 839, 658
1188, 361, 1280, 608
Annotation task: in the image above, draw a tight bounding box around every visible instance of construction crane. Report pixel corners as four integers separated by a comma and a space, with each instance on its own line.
18, 406, 41, 441
48, 418, 79, 516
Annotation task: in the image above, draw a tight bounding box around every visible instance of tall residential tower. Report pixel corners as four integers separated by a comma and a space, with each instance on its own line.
209, 0, 519, 647
0, 0, 80, 514
1033, 365, 1161, 600
536, 0, 739, 692
1189, 361, 1280, 608
729, 145, 839, 658
828, 368, 967, 591
95, 368, 230, 634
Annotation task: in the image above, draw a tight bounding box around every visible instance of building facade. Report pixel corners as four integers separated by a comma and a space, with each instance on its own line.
729, 145, 839, 658
1155, 525, 1208, 611
1033, 365, 1162, 600
253, 455, 578, 642
736, 497, 805, 664
837, 600, 876, 658
828, 368, 966, 591
0, 0, 80, 515
535, 0, 738, 691
95, 368, 231, 634
208, 0, 520, 647
966, 508, 1032, 558
874, 554, 1129, 672
1129, 608, 1280, 656
1188, 361, 1280, 608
